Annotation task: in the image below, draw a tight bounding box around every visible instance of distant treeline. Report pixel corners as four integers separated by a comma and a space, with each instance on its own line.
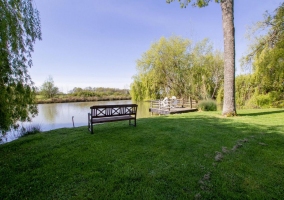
68, 87, 130, 97
36, 87, 131, 104
36, 96, 131, 104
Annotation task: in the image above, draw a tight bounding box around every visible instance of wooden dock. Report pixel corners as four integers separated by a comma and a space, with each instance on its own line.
149, 107, 198, 115
149, 98, 198, 115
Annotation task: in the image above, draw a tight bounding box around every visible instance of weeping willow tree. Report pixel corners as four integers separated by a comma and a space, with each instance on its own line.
187, 39, 224, 100
130, 36, 224, 101
0, 0, 41, 131
131, 36, 192, 101
239, 3, 284, 108
249, 3, 284, 95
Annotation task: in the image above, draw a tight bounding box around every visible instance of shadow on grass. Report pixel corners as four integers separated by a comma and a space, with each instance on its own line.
238, 109, 284, 116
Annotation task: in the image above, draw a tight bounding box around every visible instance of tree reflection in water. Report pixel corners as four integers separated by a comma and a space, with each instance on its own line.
40, 103, 58, 123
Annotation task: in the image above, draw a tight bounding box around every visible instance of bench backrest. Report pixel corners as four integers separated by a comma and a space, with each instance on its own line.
90, 104, 138, 118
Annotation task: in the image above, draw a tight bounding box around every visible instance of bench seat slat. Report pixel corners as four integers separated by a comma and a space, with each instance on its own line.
91, 115, 135, 123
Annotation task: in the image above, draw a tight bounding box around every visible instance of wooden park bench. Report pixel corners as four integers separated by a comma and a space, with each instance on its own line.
88, 104, 138, 134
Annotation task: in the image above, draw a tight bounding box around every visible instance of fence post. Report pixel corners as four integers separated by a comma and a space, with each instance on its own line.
190, 97, 192, 109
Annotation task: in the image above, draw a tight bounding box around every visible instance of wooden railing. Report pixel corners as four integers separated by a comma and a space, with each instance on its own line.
150, 98, 197, 111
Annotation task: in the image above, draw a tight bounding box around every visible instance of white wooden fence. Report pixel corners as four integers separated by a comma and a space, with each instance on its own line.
150, 98, 197, 111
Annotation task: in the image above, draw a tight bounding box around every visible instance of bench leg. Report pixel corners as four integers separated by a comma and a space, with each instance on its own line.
129, 119, 137, 127
91, 123, 94, 134
88, 123, 94, 134
88, 113, 94, 134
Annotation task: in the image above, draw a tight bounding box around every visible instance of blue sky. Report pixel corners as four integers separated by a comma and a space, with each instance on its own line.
31, 0, 283, 93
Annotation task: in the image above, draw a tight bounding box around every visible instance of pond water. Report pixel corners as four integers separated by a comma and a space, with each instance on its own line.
0, 100, 152, 144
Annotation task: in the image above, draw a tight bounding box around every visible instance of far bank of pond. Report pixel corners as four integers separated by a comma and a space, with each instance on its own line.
1, 100, 151, 144
36, 96, 131, 104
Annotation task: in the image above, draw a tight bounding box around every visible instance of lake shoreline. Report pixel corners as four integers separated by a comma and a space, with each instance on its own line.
1, 100, 151, 144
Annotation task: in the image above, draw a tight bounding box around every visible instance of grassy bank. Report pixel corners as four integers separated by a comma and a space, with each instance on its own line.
1, 109, 284, 199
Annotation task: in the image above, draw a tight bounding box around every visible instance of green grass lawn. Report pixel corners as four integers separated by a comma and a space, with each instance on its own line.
1, 109, 284, 199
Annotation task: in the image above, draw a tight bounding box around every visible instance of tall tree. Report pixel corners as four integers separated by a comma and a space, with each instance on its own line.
0, 0, 41, 131
40, 76, 59, 99
167, 0, 237, 116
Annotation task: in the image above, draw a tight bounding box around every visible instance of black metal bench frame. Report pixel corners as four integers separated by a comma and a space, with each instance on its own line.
88, 104, 138, 134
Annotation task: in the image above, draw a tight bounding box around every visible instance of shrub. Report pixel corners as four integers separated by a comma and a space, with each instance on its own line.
198, 100, 217, 111
272, 100, 284, 108
246, 91, 283, 108
256, 94, 271, 108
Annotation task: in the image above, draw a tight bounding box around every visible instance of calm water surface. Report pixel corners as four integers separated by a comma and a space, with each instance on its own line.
1, 100, 151, 144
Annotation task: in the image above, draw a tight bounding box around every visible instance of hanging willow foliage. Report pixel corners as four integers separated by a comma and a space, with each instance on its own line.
239, 3, 284, 108
0, 0, 41, 131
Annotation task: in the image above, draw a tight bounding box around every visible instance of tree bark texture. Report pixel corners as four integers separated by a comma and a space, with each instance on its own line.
221, 0, 237, 116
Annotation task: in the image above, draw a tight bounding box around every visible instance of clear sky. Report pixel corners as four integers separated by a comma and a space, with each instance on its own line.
30, 0, 283, 93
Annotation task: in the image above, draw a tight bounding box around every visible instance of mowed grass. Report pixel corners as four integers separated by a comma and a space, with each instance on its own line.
0, 109, 283, 199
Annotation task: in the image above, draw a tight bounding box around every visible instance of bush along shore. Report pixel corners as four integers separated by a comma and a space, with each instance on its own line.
36, 96, 131, 104
0, 109, 284, 199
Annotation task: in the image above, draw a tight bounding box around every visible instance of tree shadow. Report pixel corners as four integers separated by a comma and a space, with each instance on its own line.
238, 109, 284, 117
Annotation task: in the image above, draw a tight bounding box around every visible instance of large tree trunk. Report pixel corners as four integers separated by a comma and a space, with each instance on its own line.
221, 0, 237, 116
